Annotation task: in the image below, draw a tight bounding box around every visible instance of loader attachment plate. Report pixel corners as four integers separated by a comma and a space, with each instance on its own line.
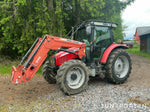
11, 66, 25, 84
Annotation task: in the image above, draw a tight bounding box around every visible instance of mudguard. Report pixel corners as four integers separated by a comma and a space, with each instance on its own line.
100, 43, 128, 63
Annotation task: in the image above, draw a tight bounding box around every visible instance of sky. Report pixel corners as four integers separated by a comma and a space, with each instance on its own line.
122, 0, 150, 39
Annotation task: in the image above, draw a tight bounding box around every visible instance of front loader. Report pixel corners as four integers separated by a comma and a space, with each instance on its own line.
11, 20, 132, 95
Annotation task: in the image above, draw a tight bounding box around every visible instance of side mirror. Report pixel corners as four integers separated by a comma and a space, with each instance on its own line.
86, 26, 91, 35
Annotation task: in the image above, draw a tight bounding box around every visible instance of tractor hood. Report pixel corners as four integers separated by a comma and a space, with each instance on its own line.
55, 47, 79, 66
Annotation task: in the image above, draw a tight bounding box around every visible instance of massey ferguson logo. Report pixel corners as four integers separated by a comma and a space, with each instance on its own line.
36, 56, 41, 63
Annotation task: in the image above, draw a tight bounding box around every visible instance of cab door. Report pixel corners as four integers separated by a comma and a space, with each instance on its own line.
93, 26, 112, 61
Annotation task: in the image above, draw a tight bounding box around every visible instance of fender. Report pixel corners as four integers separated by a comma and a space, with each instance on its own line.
100, 43, 128, 63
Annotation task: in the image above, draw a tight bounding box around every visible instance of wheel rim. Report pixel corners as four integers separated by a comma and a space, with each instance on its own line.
114, 55, 129, 78
66, 66, 85, 89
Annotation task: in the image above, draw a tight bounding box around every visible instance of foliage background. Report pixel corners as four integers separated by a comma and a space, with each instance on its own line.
0, 0, 134, 58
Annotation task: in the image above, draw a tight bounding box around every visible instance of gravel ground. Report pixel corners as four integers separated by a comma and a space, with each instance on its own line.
0, 54, 150, 112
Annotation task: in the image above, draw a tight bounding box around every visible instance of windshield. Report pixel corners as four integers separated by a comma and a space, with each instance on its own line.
74, 27, 91, 45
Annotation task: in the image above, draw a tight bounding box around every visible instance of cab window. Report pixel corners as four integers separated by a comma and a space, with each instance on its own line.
94, 26, 111, 47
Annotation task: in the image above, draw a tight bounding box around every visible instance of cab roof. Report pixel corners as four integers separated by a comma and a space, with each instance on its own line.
84, 20, 118, 28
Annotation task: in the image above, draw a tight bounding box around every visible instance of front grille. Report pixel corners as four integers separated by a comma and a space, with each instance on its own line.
58, 56, 68, 64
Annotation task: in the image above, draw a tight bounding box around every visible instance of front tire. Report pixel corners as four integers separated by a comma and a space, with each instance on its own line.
42, 61, 56, 84
56, 60, 89, 95
105, 49, 132, 84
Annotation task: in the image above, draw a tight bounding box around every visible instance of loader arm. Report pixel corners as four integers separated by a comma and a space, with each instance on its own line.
11, 35, 86, 84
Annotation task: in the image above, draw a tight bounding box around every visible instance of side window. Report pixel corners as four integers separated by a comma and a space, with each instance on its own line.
94, 26, 111, 47
74, 27, 91, 45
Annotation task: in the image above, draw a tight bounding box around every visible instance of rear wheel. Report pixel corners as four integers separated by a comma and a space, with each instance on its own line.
105, 49, 132, 84
42, 61, 56, 84
56, 60, 89, 95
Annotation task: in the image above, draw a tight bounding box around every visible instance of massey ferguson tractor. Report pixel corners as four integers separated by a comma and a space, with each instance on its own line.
11, 20, 132, 95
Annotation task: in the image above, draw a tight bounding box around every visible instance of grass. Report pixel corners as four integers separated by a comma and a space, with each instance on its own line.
0, 57, 17, 75
0, 56, 43, 75
126, 44, 150, 59
0, 64, 15, 75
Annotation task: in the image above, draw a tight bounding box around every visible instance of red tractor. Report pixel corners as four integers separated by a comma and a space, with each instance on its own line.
11, 20, 132, 95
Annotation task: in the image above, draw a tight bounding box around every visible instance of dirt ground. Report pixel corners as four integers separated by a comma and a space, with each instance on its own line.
0, 54, 150, 111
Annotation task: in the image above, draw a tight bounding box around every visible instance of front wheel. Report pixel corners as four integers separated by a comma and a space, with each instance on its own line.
56, 60, 89, 95
42, 61, 56, 84
105, 49, 132, 84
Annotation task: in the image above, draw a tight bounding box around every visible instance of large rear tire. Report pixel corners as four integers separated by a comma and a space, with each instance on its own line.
56, 60, 89, 95
42, 61, 56, 84
105, 49, 132, 84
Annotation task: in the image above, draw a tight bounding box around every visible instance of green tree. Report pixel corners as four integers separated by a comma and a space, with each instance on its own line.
0, 0, 134, 58
0, 0, 65, 57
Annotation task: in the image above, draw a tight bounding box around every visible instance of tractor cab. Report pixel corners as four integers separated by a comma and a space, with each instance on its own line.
73, 20, 117, 63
